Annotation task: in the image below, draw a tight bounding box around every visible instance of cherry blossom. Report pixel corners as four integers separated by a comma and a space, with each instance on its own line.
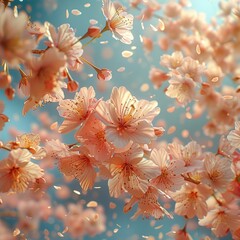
199, 206, 240, 238
95, 86, 160, 149
171, 183, 212, 219
124, 185, 172, 219
57, 86, 98, 133
150, 147, 185, 192
56, 202, 106, 239
168, 141, 204, 172
59, 147, 100, 191
227, 121, 240, 149
108, 143, 159, 198
165, 74, 196, 105
102, 0, 134, 44
22, 47, 66, 114
16, 133, 46, 159
0, 0, 240, 239
201, 153, 234, 192
160, 51, 184, 69
167, 227, 193, 240
75, 113, 115, 162
0, 149, 44, 193
45, 23, 83, 71
149, 67, 169, 88
0, 3, 36, 66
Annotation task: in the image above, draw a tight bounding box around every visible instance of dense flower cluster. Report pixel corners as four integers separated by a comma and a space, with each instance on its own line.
0, 0, 240, 239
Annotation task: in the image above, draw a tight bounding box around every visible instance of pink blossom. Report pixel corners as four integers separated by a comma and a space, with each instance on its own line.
75, 113, 115, 162
203, 121, 227, 137
149, 67, 169, 88
18, 199, 47, 220
60, 202, 106, 238
164, 2, 182, 18
198, 83, 221, 109
57, 86, 98, 133
27, 21, 46, 42
0, 149, 44, 193
179, 10, 197, 28
0, 4, 36, 66
150, 148, 185, 192
82, 206, 106, 236
95, 86, 160, 149
209, 99, 236, 127
167, 227, 193, 240
44, 139, 70, 159
199, 207, 240, 237
171, 183, 212, 219
219, 0, 236, 16
168, 141, 204, 172
108, 144, 159, 198
160, 51, 184, 69
45, 23, 83, 71
102, 0, 134, 44
166, 74, 196, 105
124, 186, 172, 219
217, 135, 236, 158
59, 147, 98, 191
227, 121, 240, 149
142, 37, 153, 52
202, 153, 234, 192
22, 48, 66, 114
16, 133, 46, 159
204, 62, 223, 87
177, 57, 205, 83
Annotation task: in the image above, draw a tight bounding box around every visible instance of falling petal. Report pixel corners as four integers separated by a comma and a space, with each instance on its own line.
66, 9, 69, 18
122, 51, 133, 58
84, 3, 91, 7
150, 24, 158, 32
196, 44, 201, 54
71, 9, 81, 15
158, 19, 165, 31
87, 201, 98, 207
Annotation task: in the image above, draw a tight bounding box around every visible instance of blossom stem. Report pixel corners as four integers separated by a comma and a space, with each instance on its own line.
0, 145, 11, 151
67, 142, 79, 148
32, 47, 49, 54
181, 174, 200, 184
0, 211, 17, 217
2, 61, 9, 74
82, 37, 98, 48
212, 194, 223, 206
73, 23, 109, 48
182, 223, 187, 232
65, 68, 73, 82
82, 25, 109, 48
19, 67, 27, 77
79, 56, 100, 71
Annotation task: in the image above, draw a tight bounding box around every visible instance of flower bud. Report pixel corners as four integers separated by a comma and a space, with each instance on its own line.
5, 87, 15, 100
0, 72, 11, 89
87, 26, 101, 38
97, 68, 112, 81
67, 80, 79, 92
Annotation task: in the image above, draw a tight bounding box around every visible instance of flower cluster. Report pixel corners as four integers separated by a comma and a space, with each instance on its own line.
0, 0, 240, 239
